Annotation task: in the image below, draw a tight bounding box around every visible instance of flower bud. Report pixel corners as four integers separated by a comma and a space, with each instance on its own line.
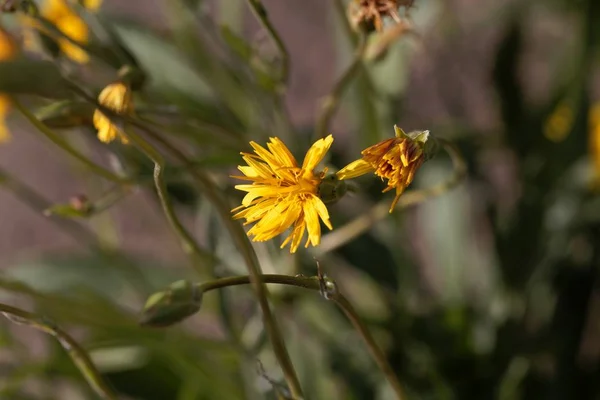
139, 280, 201, 328
402, 127, 439, 161
44, 194, 93, 218
317, 173, 348, 205
118, 65, 146, 91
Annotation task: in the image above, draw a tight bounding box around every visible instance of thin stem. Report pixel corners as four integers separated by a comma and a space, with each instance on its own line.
314, 34, 367, 141
315, 139, 467, 255
12, 99, 130, 184
69, 82, 303, 398
332, 294, 404, 399
196, 273, 404, 399
246, 0, 290, 85
137, 127, 304, 399
0, 303, 118, 400
0, 166, 99, 246
123, 129, 218, 274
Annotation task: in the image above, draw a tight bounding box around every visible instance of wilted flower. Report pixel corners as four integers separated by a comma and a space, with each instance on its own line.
589, 103, 600, 188
232, 135, 334, 253
92, 81, 133, 144
336, 125, 430, 213
36, 0, 101, 63
348, 0, 414, 33
0, 28, 18, 143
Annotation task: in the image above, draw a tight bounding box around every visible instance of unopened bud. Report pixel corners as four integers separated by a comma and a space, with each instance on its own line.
140, 280, 201, 327
118, 65, 146, 91
317, 173, 348, 205
44, 195, 92, 218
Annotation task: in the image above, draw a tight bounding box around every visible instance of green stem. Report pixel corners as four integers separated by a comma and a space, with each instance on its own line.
12, 99, 130, 184
332, 294, 404, 399
138, 127, 303, 399
314, 34, 367, 141
316, 139, 467, 255
123, 129, 218, 274
0, 166, 99, 245
196, 274, 405, 400
246, 0, 290, 85
0, 303, 118, 400
68, 82, 303, 398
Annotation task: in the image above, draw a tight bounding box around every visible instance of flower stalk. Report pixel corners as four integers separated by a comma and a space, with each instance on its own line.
134, 125, 304, 399
245, 0, 290, 85
122, 128, 218, 274
193, 273, 405, 400
314, 34, 367, 141
12, 98, 131, 184
0, 303, 117, 400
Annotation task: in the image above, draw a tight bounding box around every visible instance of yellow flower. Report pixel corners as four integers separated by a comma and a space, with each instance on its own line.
39, 0, 102, 63
0, 28, 18, 143
337, 125, 428, 213
589, 103, 600, 188
544, 101, 573, 143
232, 135, 334, 253
93, 81, 133, 144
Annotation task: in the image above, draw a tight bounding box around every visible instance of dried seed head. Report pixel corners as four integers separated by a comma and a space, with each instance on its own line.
348, 0, 415, 33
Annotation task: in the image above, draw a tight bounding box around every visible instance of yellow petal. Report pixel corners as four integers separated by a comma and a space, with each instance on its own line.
302, 197, 322, 247
83, 0, 103, 11
301, 134, 333, 173
282, 220, 306, 253
336, 159, 374, 180
43, 0, 73, 21
311, 195, 333, 230
267, 137, 298, 168
249, 140, 296, 182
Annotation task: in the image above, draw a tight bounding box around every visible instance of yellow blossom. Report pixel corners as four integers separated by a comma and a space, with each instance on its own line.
36, 0, 102, 63
336, 125, 428, 213
232, 135, 334, 253
544, 101, 573, 143
589, 103, 600, 188
92, 81, 132, 144
0, 28, 18, 143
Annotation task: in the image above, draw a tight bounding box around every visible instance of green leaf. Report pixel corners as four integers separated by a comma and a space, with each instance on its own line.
0, 58, 69, 98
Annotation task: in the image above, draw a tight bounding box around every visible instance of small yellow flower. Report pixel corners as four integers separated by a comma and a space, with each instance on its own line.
589, 103, 600, 188
337, 125, 428, 213
92, 81, 133, 144
0, 28, 18, 143
232, 135, 334, 253
36, 0, 102, 63
544, 101, 573, 143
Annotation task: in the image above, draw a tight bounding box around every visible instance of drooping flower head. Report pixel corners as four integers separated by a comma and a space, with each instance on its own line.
93, 81, 133, 144
232, 135, 334, 253
336, 125, 431, 213
0, 28, 18, 143
34, 0, 102, 63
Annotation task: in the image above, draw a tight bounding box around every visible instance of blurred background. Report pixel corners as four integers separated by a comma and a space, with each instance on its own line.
1, 0, 600, 398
